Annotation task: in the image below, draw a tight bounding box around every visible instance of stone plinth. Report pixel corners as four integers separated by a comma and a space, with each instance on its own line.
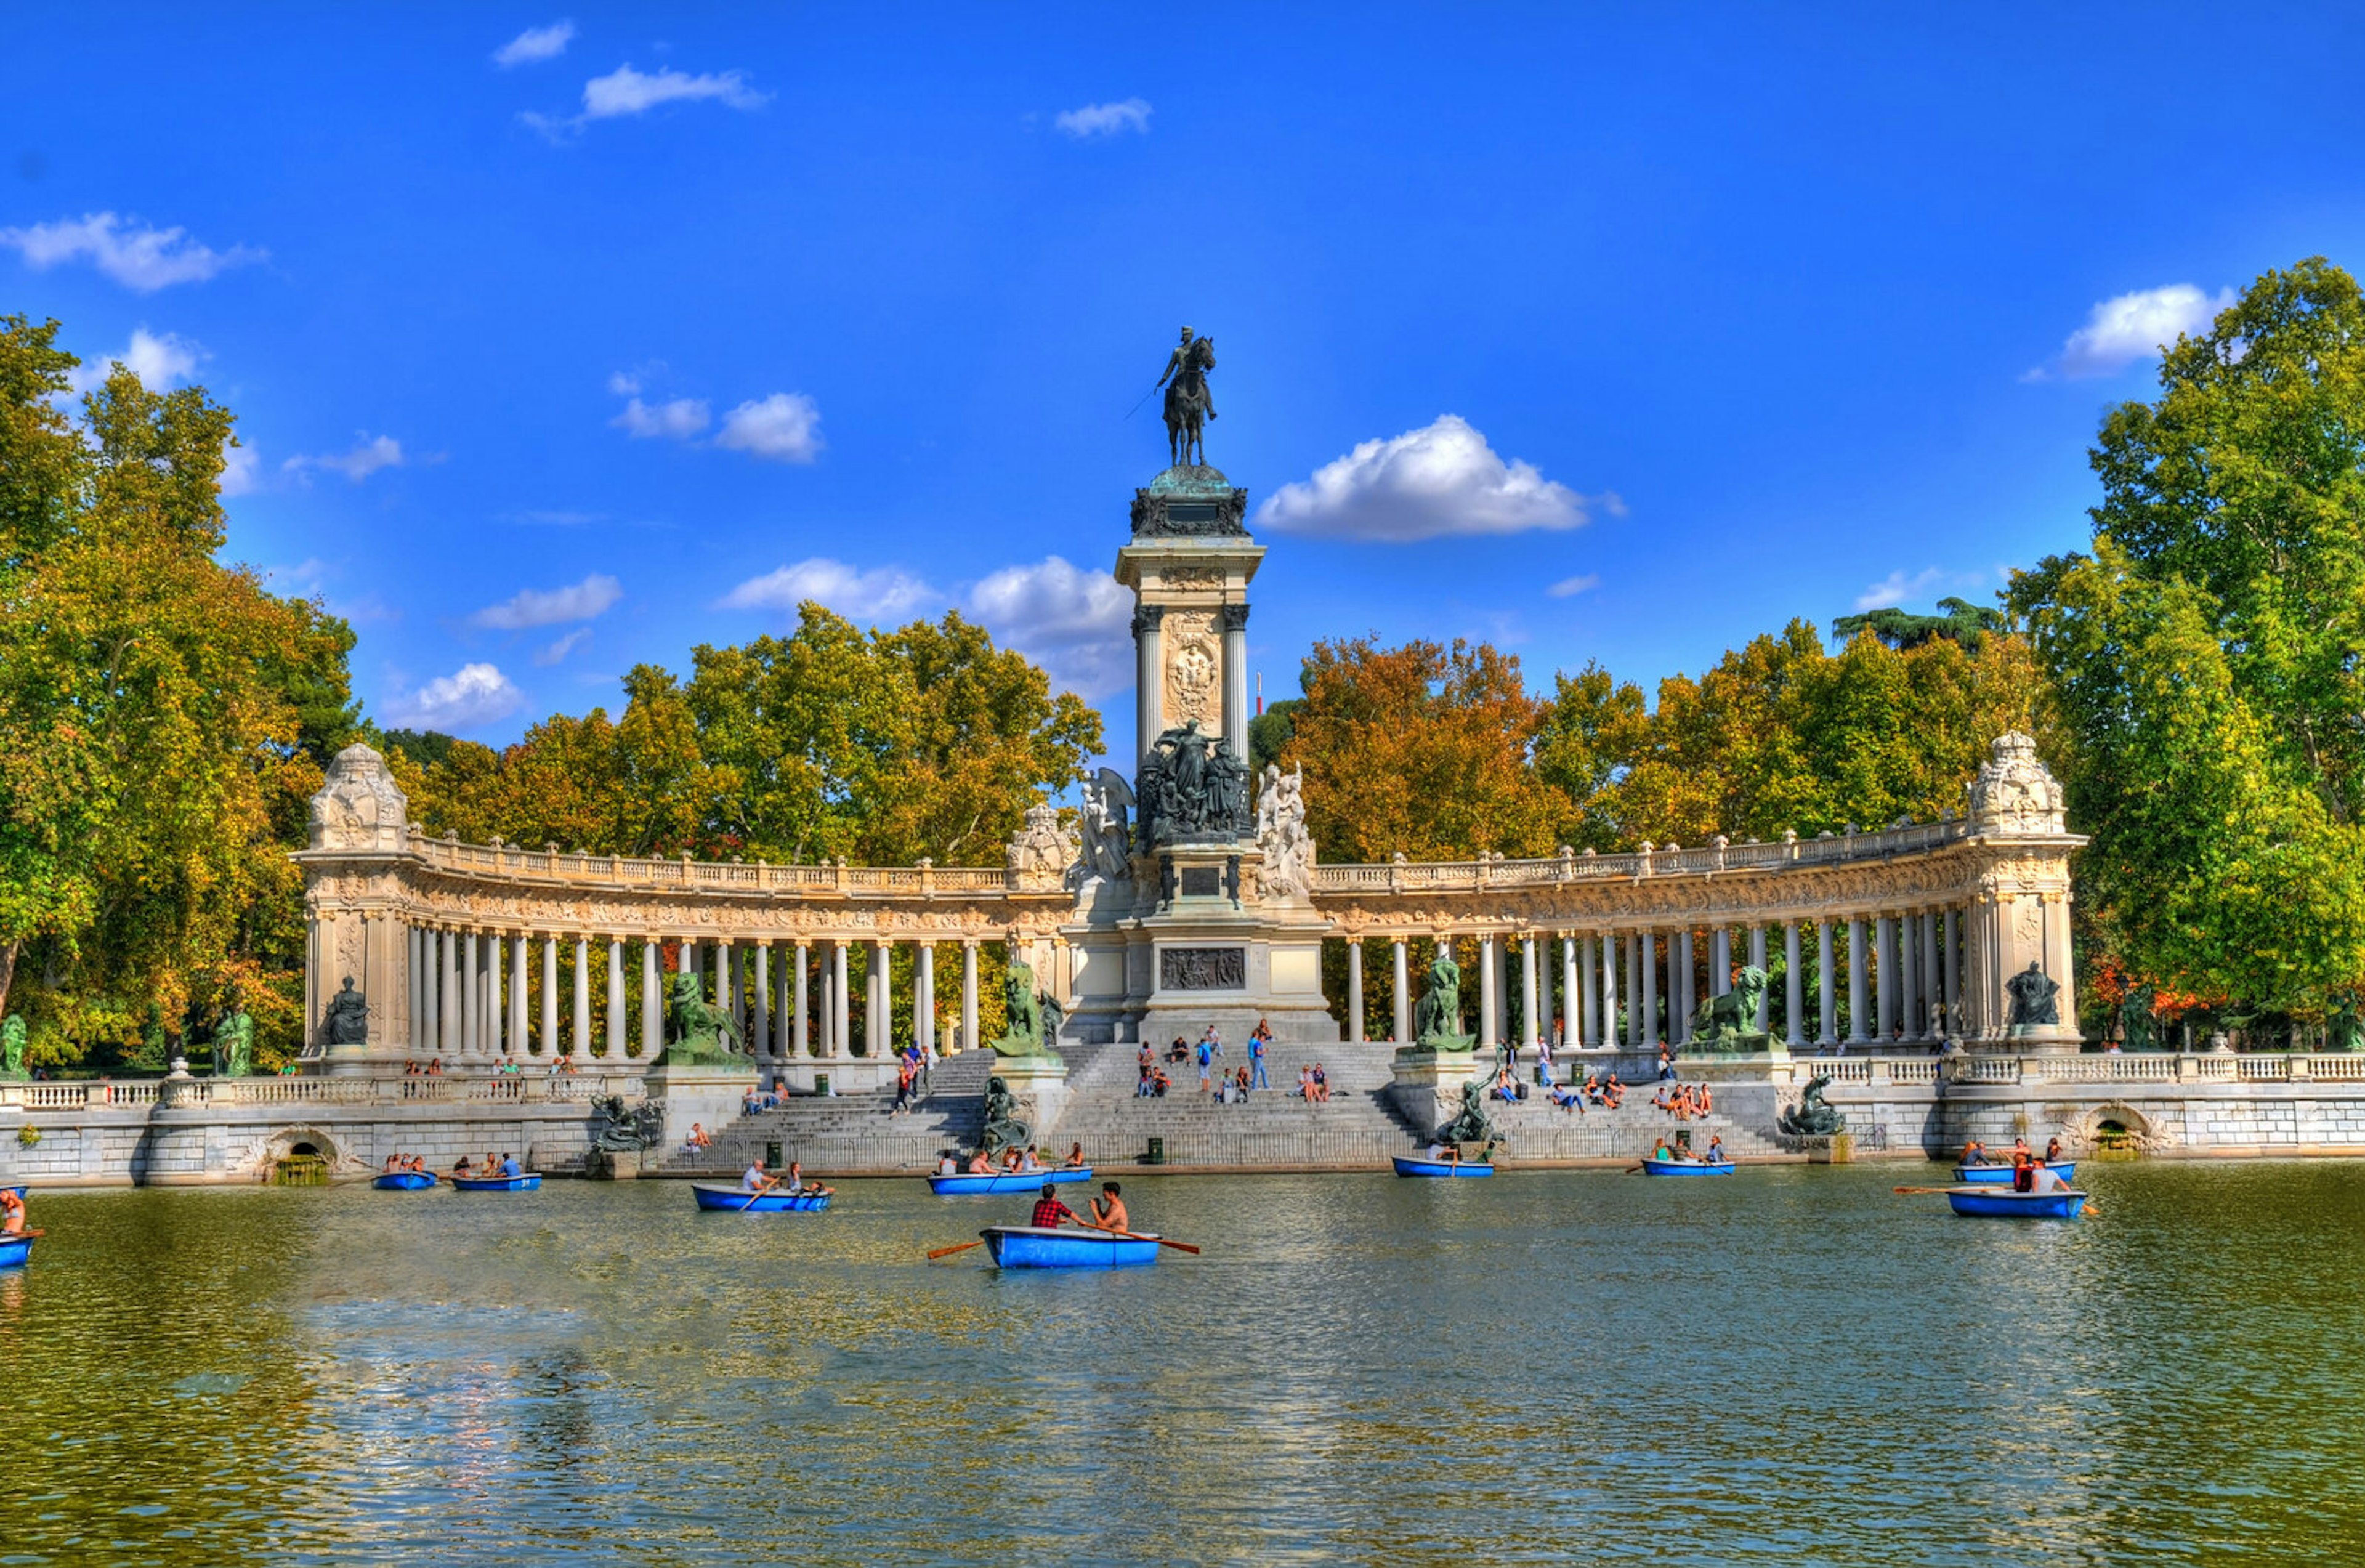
1388, 1047, 1482, 1138
993, 1053, 1070, 1144
586, 1147, 642, 1179
643, 1062, 759, 1153
1802, 1132, 1854, 1163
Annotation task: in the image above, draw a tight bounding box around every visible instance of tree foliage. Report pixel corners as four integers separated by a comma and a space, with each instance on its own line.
397, 604, 1103, 865
2012, 258, 2365, 1013
0, 315, 358, 1069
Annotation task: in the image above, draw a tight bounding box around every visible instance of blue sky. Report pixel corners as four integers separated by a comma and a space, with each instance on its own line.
8, 4, 2364, 769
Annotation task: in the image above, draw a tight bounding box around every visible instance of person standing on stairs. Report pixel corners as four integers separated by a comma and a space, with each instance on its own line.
1248, 1020, 1271, 1091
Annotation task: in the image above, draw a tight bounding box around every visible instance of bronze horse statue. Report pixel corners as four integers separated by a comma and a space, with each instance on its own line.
1163, 334, 1215, 467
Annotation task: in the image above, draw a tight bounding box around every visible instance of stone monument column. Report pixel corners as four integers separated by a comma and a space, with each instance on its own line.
1520, 936, 1540, 1050
752, 943, 772, 1068
607, 940, 626, 1062
1846, 918, 1869, 1046
832, 942, 851, 1056
916, 942, 935, 1059
541, 937, 560, 1054
1220, 604, 1250, 765
1816, 919, 1837, 1046
1381, 936, 1400, 1050
1478, 936, 1498, 1048
1133, 605, 1165, 766
642, 939, 662, 1057
511, 934, 530, 1054
1345, 940, 1364, 1043
793, 942, 810, 1056
1750, 926, 1769, 1030
1641, 931, 1660, 1048
962, 940, 980, 1053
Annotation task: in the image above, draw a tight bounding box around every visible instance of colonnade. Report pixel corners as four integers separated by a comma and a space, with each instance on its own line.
1343, 905, 1971, 1051
398, 926, 985, 1068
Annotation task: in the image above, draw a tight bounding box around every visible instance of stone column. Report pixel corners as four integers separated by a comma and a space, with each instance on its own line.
489, 931, 506, 1056
541, 937, 559, 1056
511, 934, 529, 1054
425, 929, 443, 1053
753, 945, 772, 1067
1477, 936, 1498, 1048
1676, 929, 1695, 1045
1133, 605, 1165, 766
572, 937, 592, 1058
793, 942, 811, 1056
1392, 939, 1410, 1044
1942, 907, 1961, 1033
1346, 939, 1364, 1043
408, 927, 424, 1048
1816, 920, 1836, 1046
1749, 926, 1769, 1031
1520, 935, 1540, 1049
1846, 918, 1869, 1045
868, 939, 889, 1056
1641, 931, 1660, 1048
833, 942, 852, 1056
1625, 931, 1643, 1048
1782, 923, 1803, 1048
1874, 916, 1896, 1043
642, 939, 661, 1058
1578, 936, 1596, 1049
440, 929, 459, 1054
1710, 929, 1729, 996
1597, 933, 1616, 1051
461, 931, 479, 1057
1898, 915, 1920, 1040
916, 943, 935, 1060
961, 941, 980, 1053
1559, 937, 1577, 1048
715, 939, 735, 1033
1221, 604, 1250, 764
1922, 913, 1944, 1040
606, 939, 625, 1061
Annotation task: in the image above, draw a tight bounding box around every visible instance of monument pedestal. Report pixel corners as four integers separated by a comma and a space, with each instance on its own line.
1389, 1048, 1482, 1138
992, 1053, 1071, 1142
644, 1062, 759, 1152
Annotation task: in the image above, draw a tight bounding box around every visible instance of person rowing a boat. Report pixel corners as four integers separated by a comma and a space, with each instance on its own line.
499, 1152, 523, 1179
740, 1155, 772, 1194
1089, 1182, 1129, 1233
451, 1155, 474, 1179
1961, 1138, 1991, 1167
2027, 1158, 2068, 1195
1031, 1182, 1081, 1229
1423, 1138, 1460, 1167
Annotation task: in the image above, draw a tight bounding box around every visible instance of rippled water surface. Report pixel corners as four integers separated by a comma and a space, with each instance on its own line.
5, 1162, 2364, 1564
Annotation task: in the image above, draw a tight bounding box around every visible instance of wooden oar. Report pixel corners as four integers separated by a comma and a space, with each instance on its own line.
1893, 1186, 1957, 1194
737, 1175, 783, 1211
927, 1239, 986, 1260
1102, 1228, 1199, 1255
5, 1227, 43, 1239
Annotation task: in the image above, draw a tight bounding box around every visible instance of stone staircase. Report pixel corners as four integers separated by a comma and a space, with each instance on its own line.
652, 1040, 1796, 1176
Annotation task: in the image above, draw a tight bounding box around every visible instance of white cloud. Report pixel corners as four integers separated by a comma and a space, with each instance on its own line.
284, 434, 405, 483
493, 20, 575, 67
0, 211, 264, 291
611, 395, 710, 439
1546, 573, 1599, 599
471, 573, 622, 629
68, 326, 203, 394
1852, 566, 1979, 612
606, 370, 642, 396
219, 436, 261, 496
2031, 284, 2235, 381
716, 391, 823, 463
1055, 98, 1152, 138
265, 558, 333, 594
381, 663, 524, 732
582, 62, 766, 118
721, 558, 936, 620
535, 628, 592, 665
1256, 414, 1606, 541
966, 556, 1133, 696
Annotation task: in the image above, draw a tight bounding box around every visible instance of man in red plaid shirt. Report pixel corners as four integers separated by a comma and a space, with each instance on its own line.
1030, 1182, 1079, 1227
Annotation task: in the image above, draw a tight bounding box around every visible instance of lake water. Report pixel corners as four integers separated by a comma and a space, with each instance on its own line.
4, 1162, 2363, 1565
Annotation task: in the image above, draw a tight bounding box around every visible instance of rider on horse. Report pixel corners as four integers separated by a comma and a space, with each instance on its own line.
1158, 326, 1217, 467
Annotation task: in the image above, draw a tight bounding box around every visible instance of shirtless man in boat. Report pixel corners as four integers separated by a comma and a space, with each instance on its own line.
964, 1149, 994, 1175
1089, 1181, 1130, 1233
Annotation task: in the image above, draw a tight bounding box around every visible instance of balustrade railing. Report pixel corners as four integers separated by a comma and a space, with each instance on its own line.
1314, 818, 1972, 895
409, 835, 1024, 900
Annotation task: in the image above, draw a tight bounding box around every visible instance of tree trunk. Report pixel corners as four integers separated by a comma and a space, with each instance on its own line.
0, 937, 18, 1020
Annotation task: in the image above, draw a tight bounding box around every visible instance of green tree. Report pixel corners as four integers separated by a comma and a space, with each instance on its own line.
0, 316, 348, 1067
2012, 257, 2365, 1011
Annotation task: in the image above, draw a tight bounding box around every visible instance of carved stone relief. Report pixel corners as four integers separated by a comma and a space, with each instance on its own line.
1163, 608, 1222, 730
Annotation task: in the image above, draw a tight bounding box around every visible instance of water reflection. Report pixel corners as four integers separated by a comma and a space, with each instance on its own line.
4, 1163, 2364, 1563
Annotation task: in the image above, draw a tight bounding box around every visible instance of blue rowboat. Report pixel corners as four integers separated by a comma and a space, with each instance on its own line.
373, 1171, 438, 1191
980, 1225, 1159, 1269
928, 1168, 1093, 1196
1392, 1156, 1494, 1178
0, 1234, 31, 1269
1946, 1186, 2086, 1219
1953, 1161, 2076, 1186
690, 1182, 831, 1213
451, 1173, 541, 1192
1640, 1157, 1736, 1176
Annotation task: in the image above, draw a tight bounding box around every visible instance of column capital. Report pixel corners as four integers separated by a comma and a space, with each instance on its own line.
1218, 603, 1250, 632
1132, 603, 1165, 636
